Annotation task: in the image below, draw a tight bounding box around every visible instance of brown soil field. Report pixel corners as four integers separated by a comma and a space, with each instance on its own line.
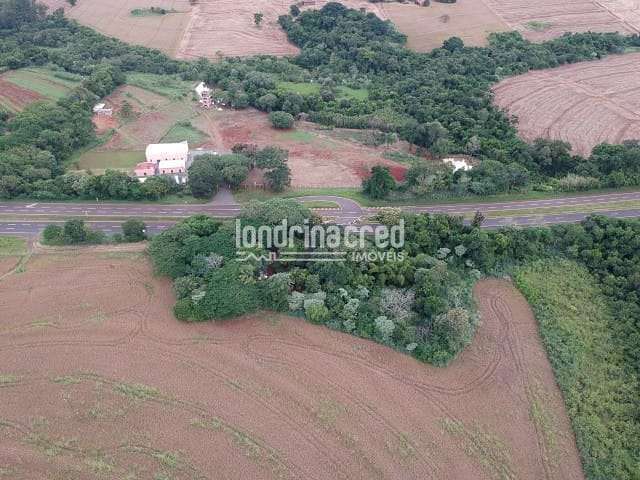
381, 0, 510, 52
41, 0, 192, 56
0, 77, 43, 112
0, 256, 20, 277
483, 0, 640, 42
193, 109, 408, 187
492, 52, 640, 156
92, 113, 119, 135
176, 0, 385, 60
0, 250, 584, 479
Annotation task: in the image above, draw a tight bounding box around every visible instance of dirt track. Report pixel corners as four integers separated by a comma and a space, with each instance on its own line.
0, 252, 584, 479
493, 52, 640, 156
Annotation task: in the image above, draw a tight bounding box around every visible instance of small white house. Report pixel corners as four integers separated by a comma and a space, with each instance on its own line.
443, 157, 473, 172
93, 103, 113, 116
195, 82, 213, 108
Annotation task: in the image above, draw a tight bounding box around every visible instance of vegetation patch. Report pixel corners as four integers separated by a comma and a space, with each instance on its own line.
161, 120, 207, 145
0, 236, 27, 256
190, 416, 289, 478
113, 382, 161, 401
130, 7, 177, 17
125, 73, 192, 100
2, 67, 81, 100
515, 259, 640, 480
525, 20, 554, 32
76, 150, 145, 172
441, 418, 514, 480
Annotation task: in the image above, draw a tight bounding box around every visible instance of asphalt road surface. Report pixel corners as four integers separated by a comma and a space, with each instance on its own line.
0, 190, 638, 236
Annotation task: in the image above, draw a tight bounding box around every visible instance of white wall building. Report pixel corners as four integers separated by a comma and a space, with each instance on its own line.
145, 141, 189, 164
93, 103, 113, 116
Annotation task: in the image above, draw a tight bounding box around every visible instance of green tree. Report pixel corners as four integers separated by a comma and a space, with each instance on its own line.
254, 12, 263, 26
121, 219, 147, 242
362, 165, 395, 199
269, 111, 294, 129
264, 163, 291, 192
42, 224, 63, 245
63, 219, 88, 244
187, 155, 224, 198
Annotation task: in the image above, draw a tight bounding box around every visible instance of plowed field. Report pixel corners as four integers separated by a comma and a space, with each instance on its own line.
0, 250, 584, 479
493, 52, 640, 156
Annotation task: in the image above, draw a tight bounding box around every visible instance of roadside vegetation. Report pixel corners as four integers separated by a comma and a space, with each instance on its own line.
0, 234, 26, 256
42, 219, 147, 245
515, 260, 640, 480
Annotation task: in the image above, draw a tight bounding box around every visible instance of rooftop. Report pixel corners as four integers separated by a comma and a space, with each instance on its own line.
146, 141, 189, 159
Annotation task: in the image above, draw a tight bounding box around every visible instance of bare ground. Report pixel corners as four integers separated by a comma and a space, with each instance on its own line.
381, 0, 510, 52
483, 0, 640, 41
176, 0, 386, 60
0, 250, 584, 480
193, 109, 408, 187
493, 52, 640, 156
41, 0, 193, 56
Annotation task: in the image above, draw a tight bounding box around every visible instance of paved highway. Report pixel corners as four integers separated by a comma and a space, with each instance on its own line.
0, 190, 638, 236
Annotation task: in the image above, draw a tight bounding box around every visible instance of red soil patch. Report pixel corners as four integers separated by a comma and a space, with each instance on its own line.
0, 78, 43, 112
0, 253, 584, 479
92, 113, 118, 135
193, 109, 408, 187
493, 52, 640, 156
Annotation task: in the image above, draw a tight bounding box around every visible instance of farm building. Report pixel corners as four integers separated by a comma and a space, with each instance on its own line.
134, 162, 156, 177
134, 141, 191, 183
145, 141, 189, 164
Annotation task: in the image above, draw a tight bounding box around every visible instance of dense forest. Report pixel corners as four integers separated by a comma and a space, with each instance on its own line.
1, 1, 640, 199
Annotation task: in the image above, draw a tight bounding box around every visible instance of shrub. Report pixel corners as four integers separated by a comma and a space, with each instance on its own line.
173, 275, 202, 299
374, 315, 395, 342
121, 219, 146, 242
305, 301, 330, 324
269, 111, 294, 129
63, 219, 88, 244
42, 224, 64, 245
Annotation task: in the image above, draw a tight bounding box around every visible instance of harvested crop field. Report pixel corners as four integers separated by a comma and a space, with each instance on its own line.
493, 52, 640, 156
0, 78, 42, 112
0, 68, 80, 112
41, 0, 192, 56
0, 249, 584, 479
381, 0, 510, 52
483, 0, 640, 42
177, 0, 385, 59
193, 109, 408, 187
